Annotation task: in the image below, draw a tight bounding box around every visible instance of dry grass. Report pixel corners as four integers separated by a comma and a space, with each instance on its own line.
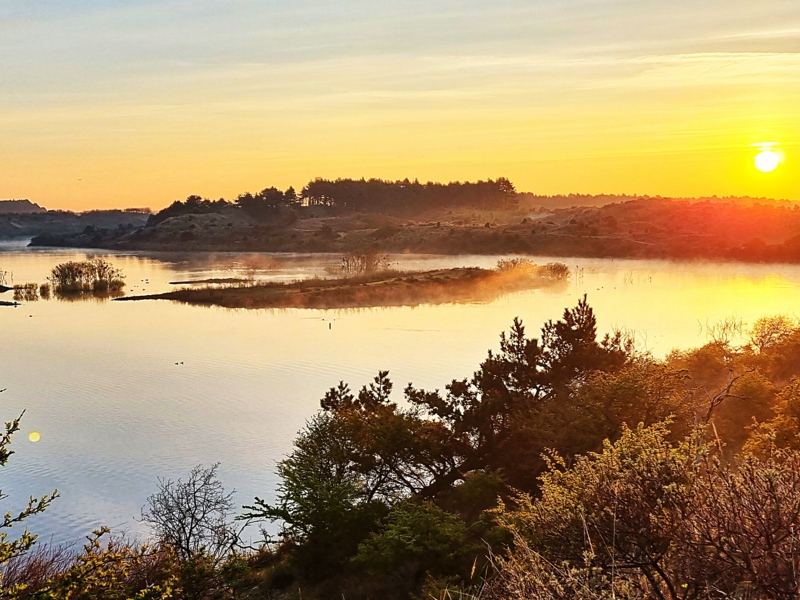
0, 543, 76, 594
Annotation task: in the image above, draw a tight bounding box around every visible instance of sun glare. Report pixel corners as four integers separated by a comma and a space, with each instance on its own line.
753, 142, 782, 173
755, 150, 780, 173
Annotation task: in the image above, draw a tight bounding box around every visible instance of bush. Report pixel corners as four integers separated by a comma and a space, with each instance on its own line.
140, 464, 241, 563
539, 261, 570, 280
490, 420, 800, 600
355, 501, 467, 575
495, 259, 570, 280
48, 258, 125, 295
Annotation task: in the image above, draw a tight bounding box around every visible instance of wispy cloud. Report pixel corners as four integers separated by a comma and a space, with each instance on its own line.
1, 0, 799, 206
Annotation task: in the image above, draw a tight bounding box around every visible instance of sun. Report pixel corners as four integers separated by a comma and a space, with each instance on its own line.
753, 142, 782, 173
755, 150, 780, 173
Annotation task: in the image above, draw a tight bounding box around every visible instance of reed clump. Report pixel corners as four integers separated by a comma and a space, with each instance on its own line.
48, 259, 125, 295
339, 251, 391, 276
495, 258, 570, 280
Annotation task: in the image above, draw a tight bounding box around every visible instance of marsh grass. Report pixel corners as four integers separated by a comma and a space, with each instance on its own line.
48, 258, 125, 297
338, 251, 392, 276
496, 258, 570, 280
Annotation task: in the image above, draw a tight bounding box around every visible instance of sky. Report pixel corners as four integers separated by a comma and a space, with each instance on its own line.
1, 0, 798, 210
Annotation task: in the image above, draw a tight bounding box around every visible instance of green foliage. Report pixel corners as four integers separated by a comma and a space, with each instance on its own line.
501, 422, 700, 590
241, 408, 391, 578
242, 412, 371, 541
493, 421, 800, 600
402, 295, 630, 493
355, 501, 467, 572
256, 306, 800, 597
711, 369, 775, 450
445, 470, 507, 522
354, 501, 469, 596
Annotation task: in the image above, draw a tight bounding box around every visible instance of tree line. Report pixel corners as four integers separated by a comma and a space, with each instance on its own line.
146, 177, 517, 226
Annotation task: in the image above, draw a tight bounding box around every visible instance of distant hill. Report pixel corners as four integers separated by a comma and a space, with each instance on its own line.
0, 199, 46, 214
0, 209, 149, 240
14, 178, 800, 263
26, 196, 800, 263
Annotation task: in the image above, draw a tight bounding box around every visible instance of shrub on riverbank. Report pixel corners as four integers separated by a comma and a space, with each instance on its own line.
48, 258, 125, 295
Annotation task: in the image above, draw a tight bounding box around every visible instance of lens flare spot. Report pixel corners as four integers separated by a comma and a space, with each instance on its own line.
28, 431, 41, 443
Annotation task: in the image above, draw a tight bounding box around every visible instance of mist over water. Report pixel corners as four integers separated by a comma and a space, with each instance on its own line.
2, 243, 800, 544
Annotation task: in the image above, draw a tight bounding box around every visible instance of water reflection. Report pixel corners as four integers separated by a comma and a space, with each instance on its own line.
3, 245, 800, 545
10, 280, 126, 303
13, 283, 40, 302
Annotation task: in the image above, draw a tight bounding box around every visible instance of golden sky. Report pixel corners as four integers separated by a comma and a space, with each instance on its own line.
1, 1, 798, 210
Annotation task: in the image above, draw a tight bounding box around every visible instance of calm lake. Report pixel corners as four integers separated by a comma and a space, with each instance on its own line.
2, 240, 800, 546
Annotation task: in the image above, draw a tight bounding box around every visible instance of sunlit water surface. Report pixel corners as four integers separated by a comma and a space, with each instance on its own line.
2, 240, 800, 545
